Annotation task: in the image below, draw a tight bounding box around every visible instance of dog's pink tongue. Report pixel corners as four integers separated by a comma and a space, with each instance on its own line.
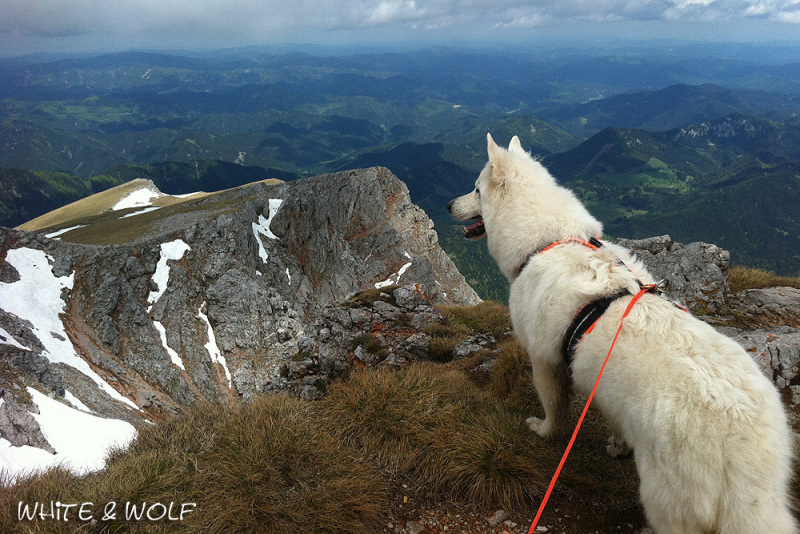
464, 217, 484, 234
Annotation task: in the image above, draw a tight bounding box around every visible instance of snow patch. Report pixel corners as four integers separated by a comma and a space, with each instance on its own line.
64, 390, 92, 413
0, 326, 31, 351
375, 261, 412, 289
112, 186, 163, 211
44, 225, 86, 239
147, 239, 191, 311
285, 268, 292, 285
153, 320, 185, 371
0, 388, 136, 480
119, 206, 160, 219
251, 199, 283, 263
197, 303, 231, 388
0, 248, 137, 410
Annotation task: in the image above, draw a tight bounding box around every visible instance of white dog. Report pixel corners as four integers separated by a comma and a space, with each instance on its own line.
448, 134, 797, 533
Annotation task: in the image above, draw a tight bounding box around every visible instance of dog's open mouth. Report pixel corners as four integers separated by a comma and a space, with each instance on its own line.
464, 217, 486, 240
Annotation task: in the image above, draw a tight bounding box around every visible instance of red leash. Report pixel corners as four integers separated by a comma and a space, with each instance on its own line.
526, 285, 654, 533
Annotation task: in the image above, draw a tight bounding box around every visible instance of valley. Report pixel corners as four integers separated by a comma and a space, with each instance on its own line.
2, 43, 800, 301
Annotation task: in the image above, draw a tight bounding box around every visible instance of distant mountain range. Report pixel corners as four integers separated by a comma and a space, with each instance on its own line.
2, 46, 800, 300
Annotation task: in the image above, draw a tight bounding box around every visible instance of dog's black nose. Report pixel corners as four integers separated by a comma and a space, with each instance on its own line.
446, 200, 454, 212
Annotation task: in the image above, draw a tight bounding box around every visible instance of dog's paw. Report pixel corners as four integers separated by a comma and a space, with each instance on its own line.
606, 435, 632, 458
526, 416, 556, 439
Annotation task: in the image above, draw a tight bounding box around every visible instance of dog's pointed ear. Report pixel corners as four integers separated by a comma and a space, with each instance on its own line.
487, 133, 501, 164
508, 135, 524, 154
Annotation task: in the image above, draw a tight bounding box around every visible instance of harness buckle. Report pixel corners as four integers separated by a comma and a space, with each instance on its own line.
655, 279, 670, 294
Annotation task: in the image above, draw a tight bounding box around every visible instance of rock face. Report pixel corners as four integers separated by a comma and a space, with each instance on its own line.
620, 235, 800, 407
617, 235, 729, 314
0, 167, 479, 455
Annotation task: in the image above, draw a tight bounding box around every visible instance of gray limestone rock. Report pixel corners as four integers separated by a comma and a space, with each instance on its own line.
0, 390, 55, 453
617, 235, 729, 314
0, 168, 478, 426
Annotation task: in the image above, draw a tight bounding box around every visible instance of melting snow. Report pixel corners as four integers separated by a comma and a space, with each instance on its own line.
147, 239, 191, 310
251, 199, 283, 263
285, 268, 292, 285
0, 388, 136, 480
153, 320, 185, 371
146, 240, 191, 371
375, 261, 412, 289
0, 248, 137, 410
44, 225, 86, 239
112, 187, 163, 211
197, 303, 231, 388
64, 390, 92, 412
119, 206, 160, 219
0, 325, 31, 351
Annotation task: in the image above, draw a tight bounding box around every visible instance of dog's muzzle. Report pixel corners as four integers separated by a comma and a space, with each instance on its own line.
447, 200, 486, 240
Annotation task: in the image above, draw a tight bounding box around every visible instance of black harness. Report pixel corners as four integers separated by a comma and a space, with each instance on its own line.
519, 236, 676, 366
561, 290, 632, 365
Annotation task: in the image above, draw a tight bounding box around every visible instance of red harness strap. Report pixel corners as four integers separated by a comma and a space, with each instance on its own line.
539, 237, 602, 254
516, 237, 603, 277
526, 285, 656, 534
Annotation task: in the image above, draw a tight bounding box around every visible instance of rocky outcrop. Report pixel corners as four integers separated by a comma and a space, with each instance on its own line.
265, 283, 452, 400
725, 287, 800, 405
620, 235, 800, 406
0, 167, 479, 455
616, 235, 729, 314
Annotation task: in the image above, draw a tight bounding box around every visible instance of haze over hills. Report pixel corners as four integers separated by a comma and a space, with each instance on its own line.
2, 44, 800, 300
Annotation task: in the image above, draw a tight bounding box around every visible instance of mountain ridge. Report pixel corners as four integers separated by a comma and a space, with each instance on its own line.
0, 167, 479, 476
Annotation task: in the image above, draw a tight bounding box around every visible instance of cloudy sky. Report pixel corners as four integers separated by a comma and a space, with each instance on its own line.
1, 0, 799, 55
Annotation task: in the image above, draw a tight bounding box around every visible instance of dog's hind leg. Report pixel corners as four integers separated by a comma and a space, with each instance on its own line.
526, 358, 571, 439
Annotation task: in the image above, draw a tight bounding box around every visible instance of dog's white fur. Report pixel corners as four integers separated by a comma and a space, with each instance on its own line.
448, 134, 797, 533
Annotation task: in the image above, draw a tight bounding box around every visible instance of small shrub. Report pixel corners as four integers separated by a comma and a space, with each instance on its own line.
364, 337, 383, 354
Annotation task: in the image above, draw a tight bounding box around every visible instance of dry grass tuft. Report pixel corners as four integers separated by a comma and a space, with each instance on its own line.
488, 339, 539, 412
423, 300, 513, 362
322, 363, 551, 510
194, 395, 387, 534
344, 285, 400, 308
729, 266, 800, 293
320, 365, 482, 478
0, 467, 85, 533
1, 397, 387, 534
438, 300, 512, 338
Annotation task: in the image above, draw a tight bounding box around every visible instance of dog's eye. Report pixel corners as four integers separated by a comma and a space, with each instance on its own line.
475, 188, 480, 196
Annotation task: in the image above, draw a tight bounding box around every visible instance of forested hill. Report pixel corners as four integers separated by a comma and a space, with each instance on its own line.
2, 45, 800, 300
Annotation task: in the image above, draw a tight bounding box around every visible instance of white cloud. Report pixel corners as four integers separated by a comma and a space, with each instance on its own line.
1, 0, 799, 52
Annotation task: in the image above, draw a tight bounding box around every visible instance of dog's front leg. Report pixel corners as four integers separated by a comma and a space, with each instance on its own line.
526, 358, 571, 439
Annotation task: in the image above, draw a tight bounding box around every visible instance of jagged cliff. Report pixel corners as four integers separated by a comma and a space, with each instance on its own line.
0, 167, 480, 473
